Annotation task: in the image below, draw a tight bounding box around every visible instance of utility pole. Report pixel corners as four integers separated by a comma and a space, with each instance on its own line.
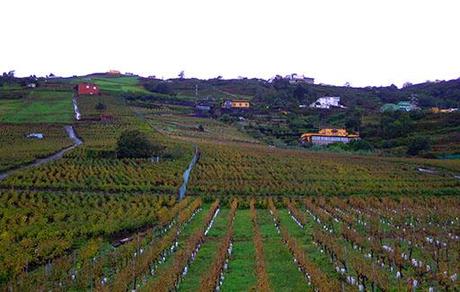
195, 84, 198, 97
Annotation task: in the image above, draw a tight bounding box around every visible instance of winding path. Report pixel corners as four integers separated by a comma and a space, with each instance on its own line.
178, 146, 200, 200
0, 126, 82, 181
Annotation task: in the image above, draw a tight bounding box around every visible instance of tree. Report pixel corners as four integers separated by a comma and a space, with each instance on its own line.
116, 130, 162, 158
407, 137, 431, 156
272, 75, 289, 91
345, 110, 362, 132
293, 85, 307, 99
154, 82, 174, 95
402, 82, 413, 88
95, 102, 106, 111
178, 71, 185, 79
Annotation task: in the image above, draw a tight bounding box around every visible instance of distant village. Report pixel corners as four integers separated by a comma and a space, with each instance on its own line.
14, 70, 458, 148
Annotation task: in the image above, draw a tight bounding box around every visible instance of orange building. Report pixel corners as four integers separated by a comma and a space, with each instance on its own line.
108, 70, 121, 75
300, 128, 359, 145
223, 100, 250, 109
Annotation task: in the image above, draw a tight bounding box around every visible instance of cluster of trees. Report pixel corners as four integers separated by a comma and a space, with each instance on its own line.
143, 81, 175, 95
116, 130, 164, 158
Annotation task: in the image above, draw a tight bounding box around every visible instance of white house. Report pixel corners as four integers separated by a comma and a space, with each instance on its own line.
288, 74, 314, 85
309, 96, 345, 109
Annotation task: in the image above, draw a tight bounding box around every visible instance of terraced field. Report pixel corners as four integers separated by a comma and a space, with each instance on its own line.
0, 77, 459, 291
4, 197, 458, 291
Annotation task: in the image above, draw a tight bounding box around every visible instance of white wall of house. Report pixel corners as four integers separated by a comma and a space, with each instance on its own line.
309, 96, 344, 109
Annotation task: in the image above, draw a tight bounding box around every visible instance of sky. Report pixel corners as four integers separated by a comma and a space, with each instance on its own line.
1, 0, 460, 87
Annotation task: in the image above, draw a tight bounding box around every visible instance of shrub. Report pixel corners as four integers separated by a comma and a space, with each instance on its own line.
407, 136, 431, 156
116, 130, 162, 158
95, 102, 106, 111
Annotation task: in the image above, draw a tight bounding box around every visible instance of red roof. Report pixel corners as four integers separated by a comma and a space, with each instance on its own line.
77, 83, 100, 95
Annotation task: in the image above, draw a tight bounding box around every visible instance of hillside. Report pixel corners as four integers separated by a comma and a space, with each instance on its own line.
124, 75, 460, 157
0, 73, 459, 290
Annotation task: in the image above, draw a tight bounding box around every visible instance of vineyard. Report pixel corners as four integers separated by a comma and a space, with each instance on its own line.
2, 196, 458, 291
0, 94, 194, 193
188, 141, 460, 197
0, 124, 73, 172
0, 77, 459, 291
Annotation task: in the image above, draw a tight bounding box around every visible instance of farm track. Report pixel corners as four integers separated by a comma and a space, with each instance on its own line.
0, 126, 82, 181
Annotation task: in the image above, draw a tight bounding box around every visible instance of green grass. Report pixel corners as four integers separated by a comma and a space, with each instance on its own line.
0, 89, 73, 123
136, 203, 210, 289
258, 209, 310, 292
278, 209, 341, 281
70, 76, 150, 95
178, 209, 229, 291
221, 209, 257, 291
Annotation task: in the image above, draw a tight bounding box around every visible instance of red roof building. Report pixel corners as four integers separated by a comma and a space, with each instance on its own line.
77, 83, 100, 95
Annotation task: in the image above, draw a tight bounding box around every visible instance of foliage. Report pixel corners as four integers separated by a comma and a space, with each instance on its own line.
144, 82, 175, 95
95, 102, 106, 111
0, 190, 174, 284
116, 130, 162, 158
407, 136, 431, 156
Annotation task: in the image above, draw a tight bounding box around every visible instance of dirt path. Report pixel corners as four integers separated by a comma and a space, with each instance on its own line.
0, 126, 82, 181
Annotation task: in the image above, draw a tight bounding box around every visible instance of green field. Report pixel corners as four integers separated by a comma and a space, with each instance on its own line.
0, 89, 73, 123
68, 76, 151, 95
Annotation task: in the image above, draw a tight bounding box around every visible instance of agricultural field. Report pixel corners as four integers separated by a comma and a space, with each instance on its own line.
0, 75, 459, 291
0, 88, 74, 124
188, 141, 460, 197
0, 124, 73, 171
132, 106, 259, 144
65, 76, 151, 95
3, 196, 459, 291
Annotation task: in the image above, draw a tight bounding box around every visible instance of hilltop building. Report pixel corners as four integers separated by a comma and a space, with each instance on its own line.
222, 100, 250, 109
288, 74, 314, 85
310, 97, 345, 109
108, 70, 121, 75
77, 83, 100, 95
300, 128, 359, 145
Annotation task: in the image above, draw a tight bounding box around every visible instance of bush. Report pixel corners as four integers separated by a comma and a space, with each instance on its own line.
144, 82, 175, 95
407, 137, 431, 156
95, 102, 106, 111
116, 130, 163, 158
348, 139, 374, 152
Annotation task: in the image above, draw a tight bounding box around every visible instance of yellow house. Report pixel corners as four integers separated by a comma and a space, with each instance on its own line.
300, 128, 359, 145
231, 100, 250, 108
223, 100, 250, 109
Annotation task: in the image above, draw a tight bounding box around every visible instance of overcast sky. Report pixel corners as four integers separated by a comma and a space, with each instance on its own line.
1, 0, 459, 87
